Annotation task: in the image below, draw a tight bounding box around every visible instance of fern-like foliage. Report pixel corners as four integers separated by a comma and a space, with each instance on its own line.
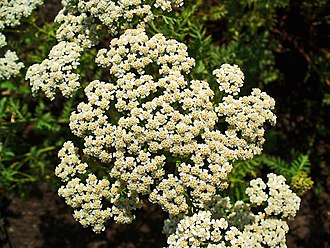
59, 99, 75, 124
261, 153, 313, 195
262, 153, 311, 179
34, 102, 60, 133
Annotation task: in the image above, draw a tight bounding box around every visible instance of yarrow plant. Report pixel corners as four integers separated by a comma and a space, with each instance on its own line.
26, 0, 301, 246
0, 0, 43, 80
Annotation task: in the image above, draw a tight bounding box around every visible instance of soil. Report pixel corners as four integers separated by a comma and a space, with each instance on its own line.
0, 183, 166, 248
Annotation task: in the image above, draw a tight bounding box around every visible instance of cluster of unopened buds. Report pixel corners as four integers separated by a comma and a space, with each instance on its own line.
26, 0, 301, 246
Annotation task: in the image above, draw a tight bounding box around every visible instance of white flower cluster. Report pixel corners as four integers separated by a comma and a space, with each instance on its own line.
216, 88, 276, 159
246, 173, 301, 219
166, 174, 300, 247
163, 197, 253, 242
96, 28, 195, 77
0, 0, 43, 80
55, 141, 88, 181
0, 0, 43, 29
65, 0, 184, 33
55, 141, 111, 232
55, 27, 278, 234
204, 197, 254, 228
166, 212, 290, 248
55, 10, 99, 48
213, 64, 244, 95
26, 41, 83, 100
149, 174, 188, 215
0, 33, 6, 48
167, 211, 228, 247
27, 0, 184, 99
55, 141, 143, 232
71, 0, 153, 34
154, 0, 184, 11
0, 51, 24, 80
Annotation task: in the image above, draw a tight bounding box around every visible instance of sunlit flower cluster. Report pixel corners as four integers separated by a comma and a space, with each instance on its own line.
27, 0, 184, 99
149, 174, 188, 215
167, 210, 229, 247
213, 64, 244, 95
55, 27, 278, 235
55, 10, 99, 48
0, 0, 43, 80
0, 33, 6, 48
55, 141, 111, 232
95, 28, 195, 77
55, 141, 88, 181
71, 0, 153, 34
246, 173, 301, 219
0, 0, 43, 29
66, 0, 184, 33
165, 174, 300, 248
26, 41, 83, 100
216, 88, 276, 159
55, 141, 143, 232
0, 51, 24, 80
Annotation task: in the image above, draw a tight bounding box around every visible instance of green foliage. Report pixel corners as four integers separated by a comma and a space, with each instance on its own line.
0, 89, 62, 192
323, 93, 330, 106
34, 101, 61, 133
0, 5, 65, 194
262, 153, 311, 178
0, 145, 56, 190
189, 0, 287, 87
